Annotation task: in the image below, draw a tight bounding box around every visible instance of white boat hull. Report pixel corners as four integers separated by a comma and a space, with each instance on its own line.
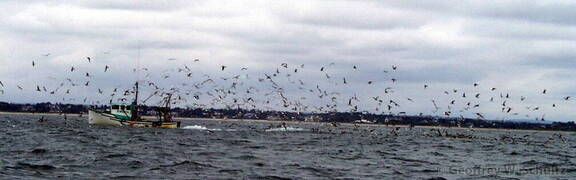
88, 109, 122, 126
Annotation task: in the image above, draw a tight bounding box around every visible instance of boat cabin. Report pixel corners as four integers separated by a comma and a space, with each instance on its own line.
109, 103, 134, 119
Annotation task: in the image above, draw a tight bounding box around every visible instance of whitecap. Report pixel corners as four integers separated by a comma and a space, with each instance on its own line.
265, 127, 306, 132
182, 125, 221, 131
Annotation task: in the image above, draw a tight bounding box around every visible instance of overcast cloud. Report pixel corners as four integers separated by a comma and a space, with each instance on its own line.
1, 0, 575, 121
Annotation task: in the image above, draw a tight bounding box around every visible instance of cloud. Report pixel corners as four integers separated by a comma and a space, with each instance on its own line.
0, 0, 575, 121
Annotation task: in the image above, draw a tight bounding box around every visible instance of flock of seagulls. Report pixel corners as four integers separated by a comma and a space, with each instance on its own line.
0, 52, 574, 124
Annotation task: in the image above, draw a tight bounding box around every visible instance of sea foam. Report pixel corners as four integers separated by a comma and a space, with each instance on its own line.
265, 127, 306, 132
182, 125, 221, 131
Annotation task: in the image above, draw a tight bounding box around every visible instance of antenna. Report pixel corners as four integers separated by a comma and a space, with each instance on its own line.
135, 41, 142, 105
132, 42, 142, 121
137, 41, 141, 84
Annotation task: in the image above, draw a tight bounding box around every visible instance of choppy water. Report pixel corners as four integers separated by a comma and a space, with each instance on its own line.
0, 114, 575, 179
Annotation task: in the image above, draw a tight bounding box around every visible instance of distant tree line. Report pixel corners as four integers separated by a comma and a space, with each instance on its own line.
0, 101, 574, 131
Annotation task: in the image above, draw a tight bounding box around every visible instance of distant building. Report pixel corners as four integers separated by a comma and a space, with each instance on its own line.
267, 115, 282, 121
21, 105, 34, 112
305, 115, 323, 122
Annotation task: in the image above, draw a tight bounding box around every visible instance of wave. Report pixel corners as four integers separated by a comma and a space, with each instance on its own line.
265, 127, 306, 132
181, 125, 221, 131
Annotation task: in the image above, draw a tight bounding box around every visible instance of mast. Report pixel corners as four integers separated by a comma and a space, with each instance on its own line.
132, 81, 139, 121
132, 43, 142, 121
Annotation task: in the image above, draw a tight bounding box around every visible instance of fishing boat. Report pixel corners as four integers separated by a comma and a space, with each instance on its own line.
88, 82, 181, 128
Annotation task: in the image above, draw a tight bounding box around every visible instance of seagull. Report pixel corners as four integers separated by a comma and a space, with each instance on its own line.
0, 81, 3, 87
475, 113, 485, 119
32, 61, 35, 67
104, 65, 109, 72
221, 66, 227, 71
86, 57, 91, 63
564, 96, 571, 100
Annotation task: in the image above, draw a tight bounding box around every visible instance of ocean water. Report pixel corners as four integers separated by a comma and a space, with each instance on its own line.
0, 114, 575, 179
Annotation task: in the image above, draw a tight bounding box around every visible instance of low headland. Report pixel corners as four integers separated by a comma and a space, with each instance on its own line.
1, 101, 575, 132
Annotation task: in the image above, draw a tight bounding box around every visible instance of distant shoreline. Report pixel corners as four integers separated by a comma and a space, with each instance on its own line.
174, 117, 571, 134
0, 111, 571, 133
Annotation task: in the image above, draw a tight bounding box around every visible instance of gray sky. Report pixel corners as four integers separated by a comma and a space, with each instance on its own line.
1, 0, 575, 121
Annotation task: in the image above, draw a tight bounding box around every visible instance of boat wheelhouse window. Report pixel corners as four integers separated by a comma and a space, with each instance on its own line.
112, 105, 120, 109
